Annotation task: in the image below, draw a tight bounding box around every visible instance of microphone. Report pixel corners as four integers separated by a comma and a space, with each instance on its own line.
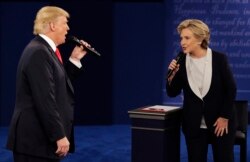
66, 35, 101, 56
167, 51, 185, 78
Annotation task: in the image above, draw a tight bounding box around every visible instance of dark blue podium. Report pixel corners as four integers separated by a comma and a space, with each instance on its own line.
128, 105, 182, 162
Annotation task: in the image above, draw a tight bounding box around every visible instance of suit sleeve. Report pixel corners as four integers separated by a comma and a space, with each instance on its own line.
166, 59, 185, 97
65, 61, 83, 81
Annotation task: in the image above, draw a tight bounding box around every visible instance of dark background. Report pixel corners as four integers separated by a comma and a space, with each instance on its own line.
0, 0, 165, 126
1, 0, 249, 126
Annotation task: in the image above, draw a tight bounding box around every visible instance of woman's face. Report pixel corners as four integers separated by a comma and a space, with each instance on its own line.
180, 28, 201, 54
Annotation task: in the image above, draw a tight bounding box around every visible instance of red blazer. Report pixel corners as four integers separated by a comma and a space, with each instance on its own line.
166, 50, 237, 138
6, 36, 82, 159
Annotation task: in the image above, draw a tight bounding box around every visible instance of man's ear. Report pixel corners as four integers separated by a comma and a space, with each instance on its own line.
49, 22, 56, 32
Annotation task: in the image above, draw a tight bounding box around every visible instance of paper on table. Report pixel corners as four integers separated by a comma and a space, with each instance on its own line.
141, 105, 180, 112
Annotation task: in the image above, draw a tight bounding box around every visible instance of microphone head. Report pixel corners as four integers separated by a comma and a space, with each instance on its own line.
167, 51, 185, 78
66, 35, 101, 57
176, 51, 185, 63
66, 35, 82, 46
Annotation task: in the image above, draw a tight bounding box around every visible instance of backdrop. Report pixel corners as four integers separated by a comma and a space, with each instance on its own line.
0, 0, 249, 126
163, 0, 250, 106
0, 0, 165, 125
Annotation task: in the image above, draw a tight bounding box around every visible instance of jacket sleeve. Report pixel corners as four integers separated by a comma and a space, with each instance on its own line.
65, 60, 83, 81
219, 54, 237, 119
166, 58, 185, 97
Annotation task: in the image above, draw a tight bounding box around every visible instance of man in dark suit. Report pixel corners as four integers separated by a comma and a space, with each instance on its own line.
6, 6, 90, 162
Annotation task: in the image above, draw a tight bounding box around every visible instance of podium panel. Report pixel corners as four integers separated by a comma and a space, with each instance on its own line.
128, 105, 182, 162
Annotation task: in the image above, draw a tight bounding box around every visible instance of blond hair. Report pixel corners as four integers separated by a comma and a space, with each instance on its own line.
177, 19, 210, 49
33, 6, 70, 35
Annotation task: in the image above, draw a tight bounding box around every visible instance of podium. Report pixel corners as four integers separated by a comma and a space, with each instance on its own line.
128, 105, 182, 162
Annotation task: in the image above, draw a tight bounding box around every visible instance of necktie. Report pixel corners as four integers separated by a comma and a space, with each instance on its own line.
55, 48, 63, 64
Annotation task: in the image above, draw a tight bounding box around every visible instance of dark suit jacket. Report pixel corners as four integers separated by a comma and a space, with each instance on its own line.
166, 50, 237, 138
6, 36, 82, 159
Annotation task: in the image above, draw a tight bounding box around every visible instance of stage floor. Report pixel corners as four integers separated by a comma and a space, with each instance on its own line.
0, 125, 249, 162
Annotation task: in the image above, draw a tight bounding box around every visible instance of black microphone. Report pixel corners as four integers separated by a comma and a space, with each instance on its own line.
66, 35, 101, 56
167, 51, 185, 78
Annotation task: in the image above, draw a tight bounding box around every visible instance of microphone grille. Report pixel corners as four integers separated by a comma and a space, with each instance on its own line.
66, 35, 81, 46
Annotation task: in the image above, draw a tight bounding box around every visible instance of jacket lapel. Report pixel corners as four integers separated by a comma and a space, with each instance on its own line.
48, 47, 75, 94
186, 48, 212, 99
201, 48, 212, 97
36, 36, 75, 94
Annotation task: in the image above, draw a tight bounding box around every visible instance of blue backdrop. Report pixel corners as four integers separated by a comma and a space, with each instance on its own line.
0, 0, 249, 126
163, 0, 250, 106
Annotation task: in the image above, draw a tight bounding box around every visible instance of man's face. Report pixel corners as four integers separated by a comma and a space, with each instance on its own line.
53, 16, 69, 45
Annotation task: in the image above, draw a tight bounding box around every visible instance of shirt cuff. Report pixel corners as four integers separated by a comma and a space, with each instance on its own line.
69, 57, 82, 68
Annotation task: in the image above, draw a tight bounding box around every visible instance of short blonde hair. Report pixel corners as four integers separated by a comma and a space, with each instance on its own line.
33, 6, 70, 35
177, 19, 210, 49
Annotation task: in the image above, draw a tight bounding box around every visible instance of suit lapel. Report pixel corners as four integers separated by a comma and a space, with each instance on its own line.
186, 48, 212, 99
66, 77, 74, 94
47, 46, 75, 94
201, 49, 212, 97
35, 36, 75, 94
